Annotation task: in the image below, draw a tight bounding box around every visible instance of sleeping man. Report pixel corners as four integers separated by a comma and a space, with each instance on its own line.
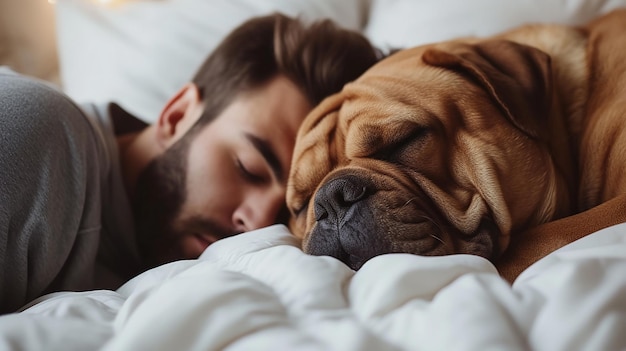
0, 13, 380, 314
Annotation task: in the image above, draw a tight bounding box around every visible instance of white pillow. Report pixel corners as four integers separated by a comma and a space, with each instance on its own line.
365, 0, 626, 51
55, 0, 370, 123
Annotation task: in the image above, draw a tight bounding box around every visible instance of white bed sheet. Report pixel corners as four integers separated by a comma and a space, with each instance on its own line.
3, 223, 626, 351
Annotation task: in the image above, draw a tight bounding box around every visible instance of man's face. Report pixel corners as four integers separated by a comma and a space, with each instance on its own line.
134, 76, 311, 267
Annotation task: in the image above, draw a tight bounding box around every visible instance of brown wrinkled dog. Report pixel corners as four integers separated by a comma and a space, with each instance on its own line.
286, 9, 626, 282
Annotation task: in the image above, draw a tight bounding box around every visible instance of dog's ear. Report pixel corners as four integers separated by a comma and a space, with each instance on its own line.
422, 40, 552, 139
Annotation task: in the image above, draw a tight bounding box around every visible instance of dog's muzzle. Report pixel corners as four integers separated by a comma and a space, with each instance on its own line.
306, 174, 391, 270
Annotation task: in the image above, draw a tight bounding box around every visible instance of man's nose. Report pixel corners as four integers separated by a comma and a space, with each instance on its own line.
232, 190, 285, 232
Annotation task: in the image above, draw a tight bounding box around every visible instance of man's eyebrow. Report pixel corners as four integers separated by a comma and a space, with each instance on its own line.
245, 133, 283, 183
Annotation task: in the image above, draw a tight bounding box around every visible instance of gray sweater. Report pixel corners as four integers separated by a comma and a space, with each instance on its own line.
0, 68, 141, 313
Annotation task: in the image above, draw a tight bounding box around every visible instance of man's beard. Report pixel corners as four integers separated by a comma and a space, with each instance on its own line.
132, 136, 189, 270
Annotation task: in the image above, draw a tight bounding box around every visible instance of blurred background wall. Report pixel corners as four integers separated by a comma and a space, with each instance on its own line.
0, 0, 59, 83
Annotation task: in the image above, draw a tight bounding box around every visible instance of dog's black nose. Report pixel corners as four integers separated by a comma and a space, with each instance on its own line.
313, 175, 368, 222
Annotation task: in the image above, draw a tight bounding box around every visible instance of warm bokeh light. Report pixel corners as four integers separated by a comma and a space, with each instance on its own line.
48, 0, 121, 5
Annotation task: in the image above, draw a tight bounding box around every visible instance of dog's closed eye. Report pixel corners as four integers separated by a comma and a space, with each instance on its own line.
369, 125, 429, 162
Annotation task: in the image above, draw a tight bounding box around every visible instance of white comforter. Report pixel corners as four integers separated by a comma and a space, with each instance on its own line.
2, 223, 626, 351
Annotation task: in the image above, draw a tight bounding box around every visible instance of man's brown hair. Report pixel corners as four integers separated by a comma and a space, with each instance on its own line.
189, 13, 380, 133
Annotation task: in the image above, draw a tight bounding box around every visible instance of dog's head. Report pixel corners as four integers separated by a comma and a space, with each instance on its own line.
286, 39, 569, 270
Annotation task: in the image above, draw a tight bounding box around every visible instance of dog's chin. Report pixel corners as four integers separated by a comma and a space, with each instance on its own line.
302, 207, 502, 271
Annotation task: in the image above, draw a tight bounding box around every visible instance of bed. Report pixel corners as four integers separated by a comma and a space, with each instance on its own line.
6, 223, 626, 350
2, 0, 626, 350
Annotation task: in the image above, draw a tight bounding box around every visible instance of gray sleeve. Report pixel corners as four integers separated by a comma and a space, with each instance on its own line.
0, 72, 104, 313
